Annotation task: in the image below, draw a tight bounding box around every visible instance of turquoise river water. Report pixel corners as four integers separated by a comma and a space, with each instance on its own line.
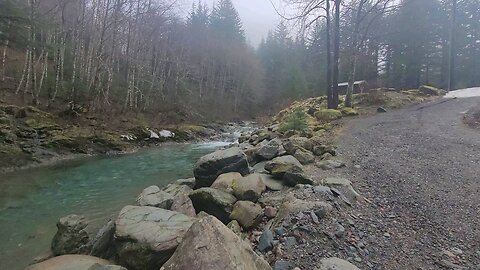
0, 142, 227, 270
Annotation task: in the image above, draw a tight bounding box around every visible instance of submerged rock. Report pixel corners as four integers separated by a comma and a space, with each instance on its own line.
160, 215, 271, 270
114, 206, 196, 270
189, 187, 237, 223
194, 147, 249, 188
51, 215, 90, 256
25, 255, 125, 270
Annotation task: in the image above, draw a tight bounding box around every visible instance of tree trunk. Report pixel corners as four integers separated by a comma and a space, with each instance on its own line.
326, 0, 334, 109
447, 0, 457, 91
332, 0, 341, 109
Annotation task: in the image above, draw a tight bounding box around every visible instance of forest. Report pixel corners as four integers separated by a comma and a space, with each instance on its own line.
0, 0, 479, 121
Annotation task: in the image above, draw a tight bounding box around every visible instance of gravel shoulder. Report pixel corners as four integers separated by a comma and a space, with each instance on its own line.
338, 95, 480, 269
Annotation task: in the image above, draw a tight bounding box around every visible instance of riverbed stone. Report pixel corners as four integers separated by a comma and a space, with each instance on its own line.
315, 257, 360, 270
89, 220, 115, 259
160, 215, 271, 270
265, 155, 303, 177
252, 161, 268, 174
211, 172, 242, 193
51, 214, 90, 256
258, 229, 274, 252
256, 138, 281, 160
136, 185, 173, 209
232, 173, 267, 202
259, 173, 285, 191
25, 255, 125, 270
316, 159, 345, 170
194, 147, 250, 188
189, 187, 237, 223
293, 148, 315, 164
114, 206, 197, 270
283, 172, 314, 186
230, 201, 263, 229
163, 184, 196, 217
173, 178, 196, 189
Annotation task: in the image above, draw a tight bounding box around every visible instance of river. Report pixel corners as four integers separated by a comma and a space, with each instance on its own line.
0, 141, 230, 270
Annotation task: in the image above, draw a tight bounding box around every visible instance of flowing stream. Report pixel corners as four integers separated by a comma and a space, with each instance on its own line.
0, 141, 230, 270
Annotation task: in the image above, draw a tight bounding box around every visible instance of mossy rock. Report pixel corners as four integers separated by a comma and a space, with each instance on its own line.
24, 118, 59, 131
0, 144, 31, 168
340, 107, 359, 116
418, 85, 446, 96
314, 109, 343, 122
93, 132, 127, 151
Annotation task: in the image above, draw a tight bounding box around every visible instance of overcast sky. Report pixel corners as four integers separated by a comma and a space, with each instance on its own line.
180, 0, 291, 46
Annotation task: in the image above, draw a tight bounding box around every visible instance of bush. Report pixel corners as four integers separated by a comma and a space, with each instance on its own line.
279, 108, 308, 132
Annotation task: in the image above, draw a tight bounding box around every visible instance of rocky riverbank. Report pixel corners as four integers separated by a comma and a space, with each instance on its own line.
24, 87, 445, 270
0, 102, 252, 173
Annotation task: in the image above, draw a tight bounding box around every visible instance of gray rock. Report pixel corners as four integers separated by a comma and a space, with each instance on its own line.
293, 148, 315, 165
283, 137, 313, 154
258, 230, 274, 252
233, 173, 267, 202
317, 159, 346, 170
273, 260, 290, 270
256, 139, 281, 160
315, 257, 360, 270
252, 161, 268, 174
194, 147, 250, 188
283, 172, 314, 186
25, 255, 125, 270
89, 220, 115, 259
211, 172, 242, 194
115, 206, 197, 270
226, 220, 243, 237
377, 107, 387, 113
160, 215, 271, 270
163, 184, 196, 217
230, 201, 263, 229
173, 178, 196, 188
335, 223, 345, 238
51, 215, 90, 256
265, 155, 303, 177
274, 227, 287, 236
284, 236, 297, 249
189, 187, 238, 223
136, 185, 173, 209
259, 173, 285, 191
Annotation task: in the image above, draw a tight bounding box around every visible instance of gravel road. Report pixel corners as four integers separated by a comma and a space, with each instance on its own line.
338, 90, 480, 269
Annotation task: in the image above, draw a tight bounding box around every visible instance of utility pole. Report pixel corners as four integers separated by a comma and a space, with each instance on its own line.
447, 0, 457, 92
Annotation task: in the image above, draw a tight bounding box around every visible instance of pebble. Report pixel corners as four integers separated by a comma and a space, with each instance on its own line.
310, 210, 319, 224
274, 227, 287, 236
335, 223, 346, 238
384, 232, 391, 238
264, 206, 277, 219
273, 260, 290, 270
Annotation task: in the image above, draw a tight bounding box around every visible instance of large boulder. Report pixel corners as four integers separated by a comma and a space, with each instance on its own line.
89, 220, 115, 259
25, 255, 125, 270
283, 137, 313, 154
255, 138, 281, 160
293, 148, 315, 165
265, 155, 303, 177
189, 187, 237, 223
232, 174, 267, 202
194, 147, 250, 188
51, 215, 90, 256
230, 201, 263, 229
163, 184, 196, 217
160, 215, 272, 270
315, 257, 360, 270
114, 206, 197, 270
258, 173, 285, 191
283, 172, 314, 186
136, 185, 173, 209
211, 172, 243, 194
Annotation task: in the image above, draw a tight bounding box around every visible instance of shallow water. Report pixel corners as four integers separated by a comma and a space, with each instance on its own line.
0, 142, 228, 270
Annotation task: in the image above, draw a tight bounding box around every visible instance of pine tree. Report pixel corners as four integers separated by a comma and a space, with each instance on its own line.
209, 0, 245, 43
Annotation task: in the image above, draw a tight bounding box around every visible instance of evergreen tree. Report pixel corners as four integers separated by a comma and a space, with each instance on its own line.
210, 0, 245, 43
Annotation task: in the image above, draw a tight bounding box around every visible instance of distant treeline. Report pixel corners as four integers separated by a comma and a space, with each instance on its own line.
0, 0, 479, 119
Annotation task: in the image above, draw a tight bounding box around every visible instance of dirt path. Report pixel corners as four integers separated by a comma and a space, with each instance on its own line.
338, 90, 480, 269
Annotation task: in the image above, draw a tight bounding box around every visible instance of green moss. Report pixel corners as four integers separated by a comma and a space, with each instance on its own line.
314, 109, 343, 121
340, 107, 359, 116
24, 118, 59, 130
94, 132, 127, 151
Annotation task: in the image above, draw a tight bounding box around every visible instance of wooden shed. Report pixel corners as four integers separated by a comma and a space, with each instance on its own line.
338, 80, 368, 95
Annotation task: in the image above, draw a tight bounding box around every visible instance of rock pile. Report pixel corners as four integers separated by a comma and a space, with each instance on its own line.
39, 126, 361, 270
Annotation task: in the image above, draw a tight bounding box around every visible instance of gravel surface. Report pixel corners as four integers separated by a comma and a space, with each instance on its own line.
338, 94, 480, 269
